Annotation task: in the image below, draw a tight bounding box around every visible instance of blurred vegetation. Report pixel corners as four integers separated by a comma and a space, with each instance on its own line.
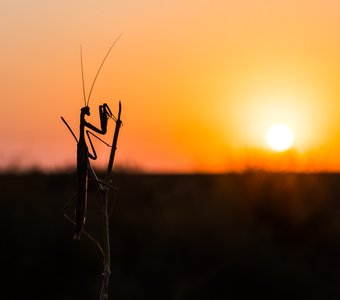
1, 171, 340, 299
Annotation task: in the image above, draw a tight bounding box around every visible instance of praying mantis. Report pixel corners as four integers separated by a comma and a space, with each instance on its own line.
61, 35, 122, 240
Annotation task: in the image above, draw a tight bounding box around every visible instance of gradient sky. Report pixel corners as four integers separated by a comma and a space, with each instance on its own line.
1, 0, 340, 172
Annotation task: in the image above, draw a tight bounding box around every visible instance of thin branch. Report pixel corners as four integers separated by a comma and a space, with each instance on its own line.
99, 101, 123, 300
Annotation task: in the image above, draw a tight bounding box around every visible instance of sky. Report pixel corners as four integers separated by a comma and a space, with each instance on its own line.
1, 0, 340, 173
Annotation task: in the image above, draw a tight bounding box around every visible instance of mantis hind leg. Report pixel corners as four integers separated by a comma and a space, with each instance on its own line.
60, 192, 76, 216
88, 165, 119, 219
88, 164, 118, 191
61, 192, 104, 256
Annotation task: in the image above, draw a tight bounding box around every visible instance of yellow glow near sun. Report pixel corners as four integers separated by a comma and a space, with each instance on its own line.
266, 124, 294, 152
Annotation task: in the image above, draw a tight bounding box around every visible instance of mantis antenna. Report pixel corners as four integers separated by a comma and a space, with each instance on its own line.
86, 33, 123, 107
80, 45, 87, 107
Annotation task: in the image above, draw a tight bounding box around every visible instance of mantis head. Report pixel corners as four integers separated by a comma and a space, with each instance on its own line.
81, 106, 90, 116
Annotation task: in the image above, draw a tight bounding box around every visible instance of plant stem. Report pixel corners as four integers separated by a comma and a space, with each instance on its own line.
100, 188, 111, 300
100, 101, 122, 300
105, 101, 122, 183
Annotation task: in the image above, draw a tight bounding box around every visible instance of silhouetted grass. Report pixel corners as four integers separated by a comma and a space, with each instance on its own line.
1, 171, 340, 299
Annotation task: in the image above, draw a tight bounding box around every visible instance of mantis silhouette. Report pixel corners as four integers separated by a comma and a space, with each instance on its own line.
61, 36, 122, 240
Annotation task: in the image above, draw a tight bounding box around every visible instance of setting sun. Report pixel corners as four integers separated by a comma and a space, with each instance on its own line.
266, 124, 294, 152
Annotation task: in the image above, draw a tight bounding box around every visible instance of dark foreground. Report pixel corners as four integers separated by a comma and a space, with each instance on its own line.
1, 172, 340, 299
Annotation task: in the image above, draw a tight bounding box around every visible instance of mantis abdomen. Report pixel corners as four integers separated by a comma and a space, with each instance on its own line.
75, 139, 89, 239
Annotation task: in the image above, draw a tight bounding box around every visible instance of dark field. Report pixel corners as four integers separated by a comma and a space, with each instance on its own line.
1, 172, 340, 299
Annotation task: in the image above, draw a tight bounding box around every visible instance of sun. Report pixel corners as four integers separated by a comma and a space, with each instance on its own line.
266, 123, 294, 152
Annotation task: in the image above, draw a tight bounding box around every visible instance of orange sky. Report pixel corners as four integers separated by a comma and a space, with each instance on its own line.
1, 0, 340, 172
